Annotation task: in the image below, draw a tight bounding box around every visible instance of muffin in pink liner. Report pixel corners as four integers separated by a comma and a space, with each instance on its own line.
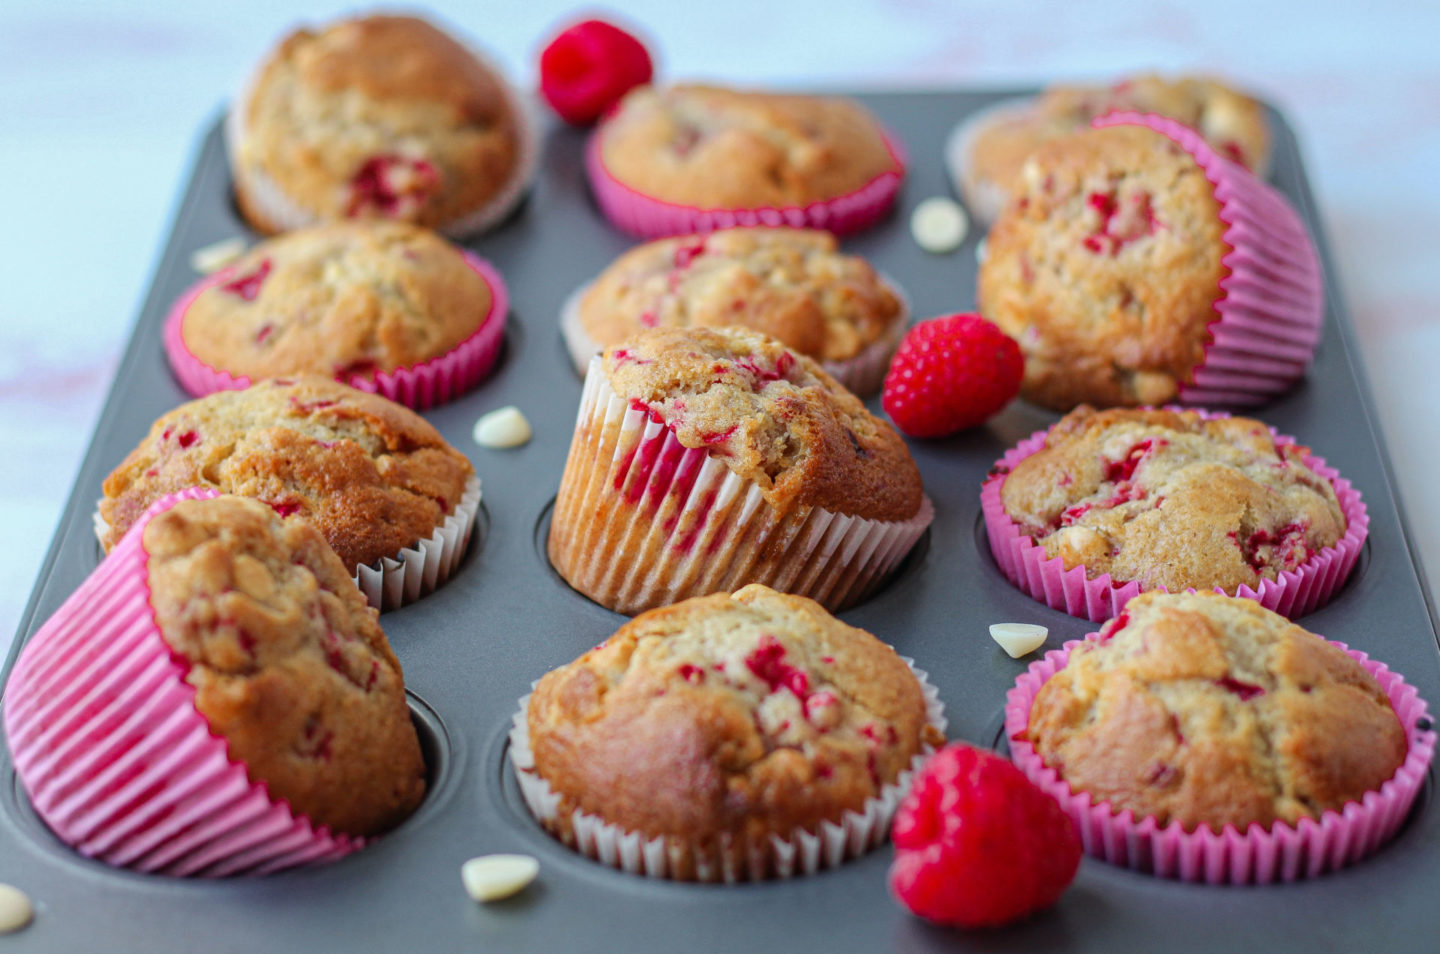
585, 84, 905, 239
977, 111, 1322, 411
507, 584, 947, 881
558, 227, 909, 396
226, 14, 539, 239
1004, 592, 1434, 883
548, 327, 933, 616
982, 406, 1367, 623
164, 223, 509, 412
3, 489, 429, 876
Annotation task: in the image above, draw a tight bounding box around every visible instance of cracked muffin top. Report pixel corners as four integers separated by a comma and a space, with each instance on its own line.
234, 14, 521, 233
101, 377, 474, 570
600, 326, 923, 521
997, 406, 1346, 594
1025, 591, 1405, 832
144, 495, 426, 836
576, 227, 903, 364
180, 222, 494, 381
526, 584, 942, 844
596, 84, 901, 208
977, 124, 1229, 411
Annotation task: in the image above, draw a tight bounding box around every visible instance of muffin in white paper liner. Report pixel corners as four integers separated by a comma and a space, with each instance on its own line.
507, 656, 947, 882
94, 474, 480, 613
226, 38, 540, 239
943, 97, 1036, 225
548, 357, 933, 615
557, 273, 911, 398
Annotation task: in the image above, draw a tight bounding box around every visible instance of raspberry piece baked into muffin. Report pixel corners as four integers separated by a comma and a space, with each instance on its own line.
229, 14, 535, 237
4, 492, 427, 874
100, 378, 478, 609
165, 222, 507, 409
562, 227, 906, 395
511, 584, 946, 881
587, 84, 905, 237
977, 114, 1322, 411
549, 326, 932, 615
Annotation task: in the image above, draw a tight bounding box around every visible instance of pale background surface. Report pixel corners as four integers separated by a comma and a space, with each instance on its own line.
2, 1, 1437, 660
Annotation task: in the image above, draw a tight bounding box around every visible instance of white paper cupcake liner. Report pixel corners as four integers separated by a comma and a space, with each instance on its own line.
943, 96, 1036, 225
556, 273, 910, 397
95, 474, 480, 613
226, 43, 539, 239
548, 359, 933, 615
507, 655, 947, 882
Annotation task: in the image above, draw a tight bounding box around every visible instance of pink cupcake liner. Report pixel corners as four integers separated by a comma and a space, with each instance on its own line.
508, 656, 947, 882
585, 127, 907, 239
3, 488, 364, 876
1005, 636, 1435, 883
549, 359, 933, 615
163, 253, 509, 411
981, 413, 1368, 623
1092, 112, 1324, 406
557, 273, 910, 397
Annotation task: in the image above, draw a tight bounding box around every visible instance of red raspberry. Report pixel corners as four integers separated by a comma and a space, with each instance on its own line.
881, 313, 1022, 438
539, 19, 653, 126
889, 743, 1080, 929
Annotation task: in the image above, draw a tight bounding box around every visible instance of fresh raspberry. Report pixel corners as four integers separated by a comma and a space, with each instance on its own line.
881, 314, 1022, 438
539, 19, 653, 126
889, 743, 1080, 929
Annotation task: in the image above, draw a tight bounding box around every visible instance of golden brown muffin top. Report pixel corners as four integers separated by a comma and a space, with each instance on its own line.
578, 228, 902, 363
101, 377, 474, 571
1026, 591, 1406, 832
968, 73, 1270, 200
144, 495, 425, 837
237, 14, 519, 231
601, 327, 923, 521
181, 222, 493, 380
1000, 407, 1346, 594
978, 124, 1229, 411
527, 584, 942, 843
598, 84, 900, 208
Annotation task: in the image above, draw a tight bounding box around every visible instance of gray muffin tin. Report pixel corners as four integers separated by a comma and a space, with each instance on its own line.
3, 92, 1439, 953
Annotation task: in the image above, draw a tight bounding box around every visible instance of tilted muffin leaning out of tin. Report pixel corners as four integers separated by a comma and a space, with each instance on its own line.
4, 491, 427, 875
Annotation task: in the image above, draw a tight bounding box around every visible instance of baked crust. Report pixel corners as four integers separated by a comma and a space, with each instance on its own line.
978, 125, 1229, 410
181, 222, 491, 379
101, 377, 474, 571
600, 326, 923, 521
144, 495, 425, 836
999, 406, 1346, 593
235, 14, 519, 231
527, 584, 941, 855
578, 227, 901, 363
598, 84, 900, 208
1026, 591, 1405, 832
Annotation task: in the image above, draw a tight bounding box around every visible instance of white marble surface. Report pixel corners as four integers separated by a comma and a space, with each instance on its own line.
3, 1, 1438, 660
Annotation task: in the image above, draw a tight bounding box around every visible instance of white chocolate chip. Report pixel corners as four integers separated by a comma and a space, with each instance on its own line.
188, 237, 250, 274
909, 197, 969, 254
0, 884, 33, 935
975, 237, 988, 264
473, 406, 532, 448
989, 623, 1048, 659
462, 854, 540, 902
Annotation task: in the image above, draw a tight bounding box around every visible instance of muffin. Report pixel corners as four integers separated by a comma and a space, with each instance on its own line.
229, 14, 536, 237
165, 222, 508, 409
1005, 591, 1432, 882
548, 326, 932, 615
4, 490, 427, 875
561, 227, 907, 395
587, 84, 905, 237
977, 113, 1323, 411
99, 377, 479, 610
510, 584, 946, 881
982, 406, 1367, 622
948, 74, 1271, 223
